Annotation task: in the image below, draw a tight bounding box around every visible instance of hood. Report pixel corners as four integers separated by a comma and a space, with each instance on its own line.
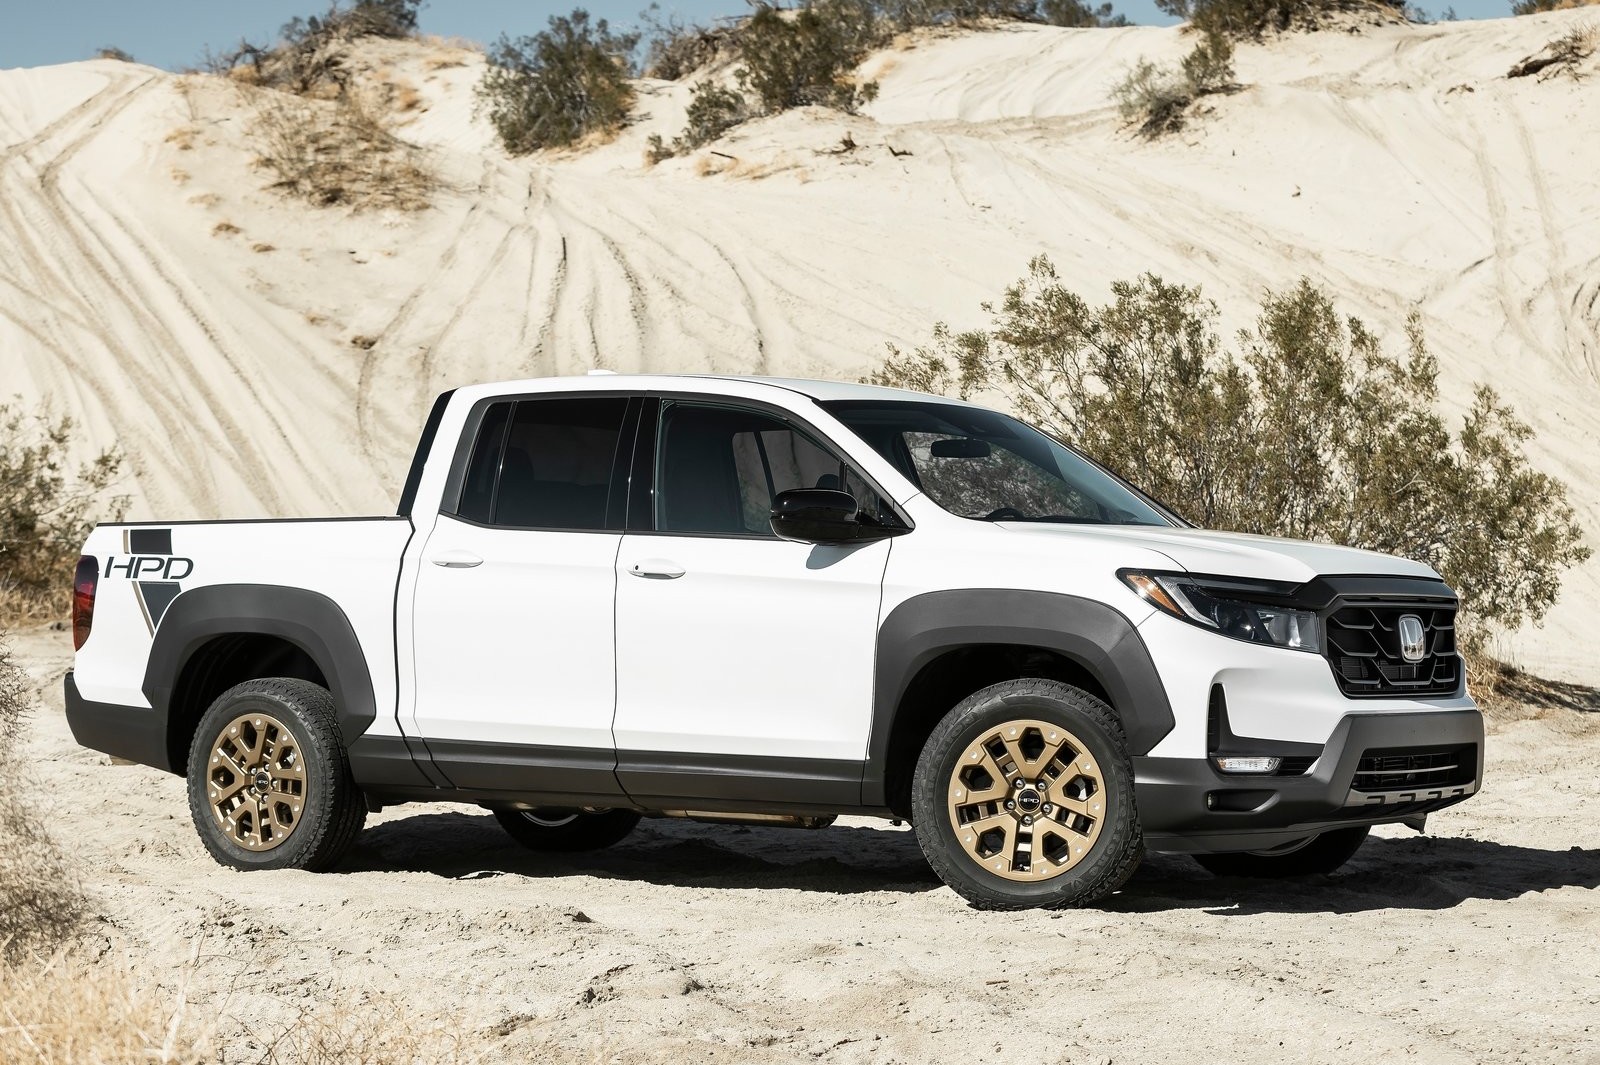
994, 522, 1441, 586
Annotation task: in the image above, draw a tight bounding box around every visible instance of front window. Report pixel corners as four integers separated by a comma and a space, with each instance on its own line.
823, 400, 1174, 526
656, 401, 894, 536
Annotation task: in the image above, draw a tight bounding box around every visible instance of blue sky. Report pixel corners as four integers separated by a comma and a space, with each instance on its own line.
0, 0, 1516, 72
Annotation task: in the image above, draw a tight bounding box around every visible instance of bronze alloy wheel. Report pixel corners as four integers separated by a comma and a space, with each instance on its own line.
205, 711, 307, 852
946, 717, 1107, 881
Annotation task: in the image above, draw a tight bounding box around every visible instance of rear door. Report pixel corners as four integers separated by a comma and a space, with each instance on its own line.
610, 398, 896, 808
408, 393, 635, 799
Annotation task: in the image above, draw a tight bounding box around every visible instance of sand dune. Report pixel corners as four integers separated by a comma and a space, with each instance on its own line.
1, 14, 1597, 680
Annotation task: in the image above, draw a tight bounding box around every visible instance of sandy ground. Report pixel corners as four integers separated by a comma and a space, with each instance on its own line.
1, 14, 1598, 683
8, 624, 1598, 1063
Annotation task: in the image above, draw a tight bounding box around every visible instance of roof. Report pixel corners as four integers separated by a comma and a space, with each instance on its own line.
681, 374, 957, 404
451, 372, 975, 407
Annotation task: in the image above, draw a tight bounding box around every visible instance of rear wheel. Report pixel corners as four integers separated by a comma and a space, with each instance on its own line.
185, 678, 366, 871
1192, 826, 1370, 878
493, 807, 641, 852
911, 679, 1143, 910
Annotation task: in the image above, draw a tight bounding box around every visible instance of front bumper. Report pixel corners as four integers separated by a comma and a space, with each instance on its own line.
1134, 708, 1484, 854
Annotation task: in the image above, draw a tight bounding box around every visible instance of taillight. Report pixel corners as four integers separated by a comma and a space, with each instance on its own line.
72, 555, 98, 651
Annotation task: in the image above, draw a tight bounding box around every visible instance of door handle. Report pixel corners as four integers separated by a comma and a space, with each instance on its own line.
429, 550, 483, 568
628, 558, 685, 580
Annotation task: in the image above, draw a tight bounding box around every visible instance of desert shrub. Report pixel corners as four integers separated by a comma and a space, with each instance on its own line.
0, 402, 126, 616
1513, 0, 1600, 12
1156, 0, 1404, 38
640, 4, 734, 79
280, 0, 422, 44
868, 258, 1589, 640
0, 636, 86, 962
736, 0, 885, 113
210, 0, 423, 96
1508, 23, 1597, 79
681, 82, 754, 145
96, 46, 137, 62
647, 82, 753, 161
252, 89, 438, 209
1112, 30, 1233, 135
1039, 0, 1132, 25
478, 10, 639, 154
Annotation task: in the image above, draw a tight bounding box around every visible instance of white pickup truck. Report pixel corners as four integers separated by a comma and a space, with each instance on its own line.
65, 374, 1483, 909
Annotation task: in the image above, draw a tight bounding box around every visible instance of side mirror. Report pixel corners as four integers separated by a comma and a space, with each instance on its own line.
770, 489, 878, 544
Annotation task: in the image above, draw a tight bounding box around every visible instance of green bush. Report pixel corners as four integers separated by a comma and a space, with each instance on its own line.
1112, 30, 1233, 135
1157, 0, 1404, 38
0, 402, 126, 614
478, 10, 640, 154
640, 4, 732, 80
209, 0, 423, 96
736, 0, 884, 113
653, 0, 1129, 150
1039, 0, 1131, 25
868, 258, 1589, 640
647, 82, 754, 161
1512, 0, 1600, 13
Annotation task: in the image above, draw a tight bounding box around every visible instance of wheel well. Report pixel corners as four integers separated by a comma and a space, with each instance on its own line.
882, 644, 1113, 819
166, 634, 328, 774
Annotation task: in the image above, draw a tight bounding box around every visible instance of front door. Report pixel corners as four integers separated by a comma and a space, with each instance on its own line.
612, 399, 896, 809
409, 394, 632, 798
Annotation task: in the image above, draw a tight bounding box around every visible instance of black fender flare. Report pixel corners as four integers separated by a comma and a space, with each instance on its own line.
144, 584, 378, 753
863, 589, 1175, 806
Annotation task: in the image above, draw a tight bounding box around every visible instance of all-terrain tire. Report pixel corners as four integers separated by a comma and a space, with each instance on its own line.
493, 808, 642, 852
1192, 826, 1370, 878
186, 678, 367, 872
911, 679, 1143, 910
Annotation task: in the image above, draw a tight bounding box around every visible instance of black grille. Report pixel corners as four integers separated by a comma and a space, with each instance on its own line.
1324, 601, 1461, 698
1351, 744, 1476, 792
1275, 756, 1318, 776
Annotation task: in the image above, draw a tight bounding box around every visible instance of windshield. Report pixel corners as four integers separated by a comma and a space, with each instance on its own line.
822, 400, 1175, 527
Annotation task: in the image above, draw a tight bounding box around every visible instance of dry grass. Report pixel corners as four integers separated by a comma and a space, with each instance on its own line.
0, 952, 208, 1065
0, 632, 84, 963
1, 952, 484, 1065
164, 126, 198, 151
248, 997, 479, 1065
248, 88, 438, 212
1508, 23, 1598, 79
1465, 650, 1600, 722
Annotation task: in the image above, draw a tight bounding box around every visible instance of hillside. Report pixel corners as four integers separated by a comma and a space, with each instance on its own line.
1, 12, 1597, 680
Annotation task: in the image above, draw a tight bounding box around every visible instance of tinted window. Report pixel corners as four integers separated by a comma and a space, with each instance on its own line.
457, 397, 629, 530
656, 402, 890, 536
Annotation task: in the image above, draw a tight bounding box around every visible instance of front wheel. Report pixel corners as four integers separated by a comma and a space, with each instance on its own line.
493, 807, 641, 852
911, 679, 1143, 910
1192, 826, 1370, 878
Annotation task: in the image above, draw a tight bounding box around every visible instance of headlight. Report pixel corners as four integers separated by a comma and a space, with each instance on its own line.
1119, 570, 1321, 653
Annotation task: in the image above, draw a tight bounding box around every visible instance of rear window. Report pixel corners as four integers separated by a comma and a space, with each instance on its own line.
456, 397, 629, 531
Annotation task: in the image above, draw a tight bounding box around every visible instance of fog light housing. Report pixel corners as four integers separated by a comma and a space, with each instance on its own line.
1213, 755, 1282, 774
